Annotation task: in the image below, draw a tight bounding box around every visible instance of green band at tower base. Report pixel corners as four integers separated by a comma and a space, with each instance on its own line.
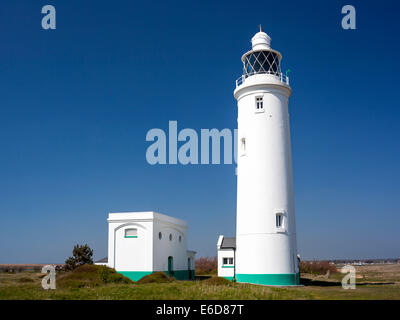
119, 270, 195, 281
236, 273, 300, 286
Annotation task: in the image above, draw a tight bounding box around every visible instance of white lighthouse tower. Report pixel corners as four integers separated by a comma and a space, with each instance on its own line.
234, 29, 299, 285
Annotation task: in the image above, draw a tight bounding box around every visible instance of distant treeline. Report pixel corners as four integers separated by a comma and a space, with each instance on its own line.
0, 264, 64, 273
314, 258, 400, 265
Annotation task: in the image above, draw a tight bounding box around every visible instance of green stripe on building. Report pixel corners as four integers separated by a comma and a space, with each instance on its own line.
118, 270, 195, 282
119, 271, 153, 281
236, 273, 300, 286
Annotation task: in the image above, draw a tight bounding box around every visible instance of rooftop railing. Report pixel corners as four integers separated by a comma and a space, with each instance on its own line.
235, 71, 290, 88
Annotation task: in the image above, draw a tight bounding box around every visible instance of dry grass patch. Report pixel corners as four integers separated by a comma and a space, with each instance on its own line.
300, 261, 338, 276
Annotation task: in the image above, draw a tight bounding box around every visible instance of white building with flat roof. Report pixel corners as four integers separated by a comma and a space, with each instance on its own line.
217, 235, 236, 281
96, 211, 196, 281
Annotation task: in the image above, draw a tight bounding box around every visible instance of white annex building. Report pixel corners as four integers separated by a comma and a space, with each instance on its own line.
96, 211, 196, 281
217, 236, 236, 281
217, 29, 300, 286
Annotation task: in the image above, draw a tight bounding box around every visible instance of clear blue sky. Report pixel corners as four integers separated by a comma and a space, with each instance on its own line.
0, 0, 399, 263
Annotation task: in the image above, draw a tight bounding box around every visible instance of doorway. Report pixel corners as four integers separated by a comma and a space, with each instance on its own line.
168, 256, 174, 276
188, 258, 192, 280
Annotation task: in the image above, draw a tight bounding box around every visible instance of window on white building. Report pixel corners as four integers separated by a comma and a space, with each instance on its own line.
159, 232, 162, 240
125, 228, 138, 238
169, 234, 172, 241
255, 96, 264, 112
276, 214, 282, 228
179, 235, 182, 242
275, 212, 286, 232
223, 257, 234, 265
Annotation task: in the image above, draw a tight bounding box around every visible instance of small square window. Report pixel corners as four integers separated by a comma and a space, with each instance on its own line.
125, 228, 138, 238
255, 96, 264, 112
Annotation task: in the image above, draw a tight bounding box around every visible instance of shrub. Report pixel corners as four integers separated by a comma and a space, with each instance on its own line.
57, 264, 133, 288
64, 244, 94, 271
202, 276, 231, 286
97, 265, 132, 284
137, 272, 174, 284
300, 260, 337, 275
195, 257, 218, 275
55, 264, 65, 272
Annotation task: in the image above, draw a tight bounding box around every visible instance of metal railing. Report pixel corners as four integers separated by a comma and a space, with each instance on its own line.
235, 71, 290, 88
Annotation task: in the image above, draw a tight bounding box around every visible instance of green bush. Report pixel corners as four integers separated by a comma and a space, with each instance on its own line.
57, 264, 133, 288
64, 244, 94, 271
202, 277, 231, 286
97, 265, 132, 284
137, 272, 174, 284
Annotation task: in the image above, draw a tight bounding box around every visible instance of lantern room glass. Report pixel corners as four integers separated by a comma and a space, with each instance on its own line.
243, 51, 281, 77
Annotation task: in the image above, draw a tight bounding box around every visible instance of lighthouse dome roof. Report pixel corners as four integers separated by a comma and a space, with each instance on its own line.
251, 31, 271, 50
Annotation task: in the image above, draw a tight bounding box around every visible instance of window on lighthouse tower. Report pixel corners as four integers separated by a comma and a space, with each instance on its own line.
240, 137, 246, 156
275, 212, 286, 232
255, 96, 264, 112
276, 214, 283, 228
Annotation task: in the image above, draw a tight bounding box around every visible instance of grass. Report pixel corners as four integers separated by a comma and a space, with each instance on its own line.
0, 264, 399, 300
136, 271, 174, 284
202, 276, 232, 286
57, 264, 132, 288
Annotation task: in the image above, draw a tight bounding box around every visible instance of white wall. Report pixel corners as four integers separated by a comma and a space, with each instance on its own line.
217, 248, 235, 279
153, 218, 188, 272
107, 212, 192, 274
107, 216, 153, 272
234, 77, 298, 277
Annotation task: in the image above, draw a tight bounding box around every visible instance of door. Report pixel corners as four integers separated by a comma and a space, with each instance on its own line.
168, 256, 173, 276
188, 258, 192, 280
